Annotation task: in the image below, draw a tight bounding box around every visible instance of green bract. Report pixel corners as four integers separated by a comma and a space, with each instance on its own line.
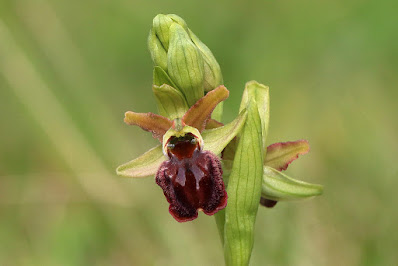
152, 83, 188, 120
239, 81, 270, 152
224, 84, 265, 266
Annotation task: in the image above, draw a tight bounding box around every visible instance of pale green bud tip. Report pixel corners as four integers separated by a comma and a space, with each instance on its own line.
152, 14, 173, 50
148, 29, 168, 71
151, 14, 188, 52
188, 29, 223, 92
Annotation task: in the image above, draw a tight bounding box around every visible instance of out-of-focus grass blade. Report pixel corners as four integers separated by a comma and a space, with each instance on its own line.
0, 20, 130, 206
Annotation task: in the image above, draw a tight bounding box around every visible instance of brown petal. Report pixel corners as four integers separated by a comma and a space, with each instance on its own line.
265, 140, 310, 171
124, 111, 172, 141
205, 119, 224, 129
182, 85, 229, 132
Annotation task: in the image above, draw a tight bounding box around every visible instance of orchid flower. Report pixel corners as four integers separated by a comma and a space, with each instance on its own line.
117, 86, 247, 222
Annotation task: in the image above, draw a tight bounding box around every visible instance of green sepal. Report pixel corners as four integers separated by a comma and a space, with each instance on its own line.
152, 84, 189, 120
261, 166, 323, 201
201, 109, 247, 155
116, 145, 165, 178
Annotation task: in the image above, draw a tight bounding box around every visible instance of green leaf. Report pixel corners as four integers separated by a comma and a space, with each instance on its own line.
152, 84, 189, 120
261, 166, 323, 201
239, 81, 270, 152
182, 85, 229, 132
116, 145, 165, 178
201, 109, 247, 155
264, 140, 310, 171
153, 66, 178, 89
224, 96, 264, 266
124, 111, 172, 141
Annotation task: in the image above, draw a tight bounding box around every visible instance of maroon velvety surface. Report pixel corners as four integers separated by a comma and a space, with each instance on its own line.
156, 134, 227, 222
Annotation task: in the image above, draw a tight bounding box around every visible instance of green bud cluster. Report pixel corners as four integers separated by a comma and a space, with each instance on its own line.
148, 14, 223, 107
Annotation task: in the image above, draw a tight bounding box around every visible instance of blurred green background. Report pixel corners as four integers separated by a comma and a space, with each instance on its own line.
1, 0, 397, 265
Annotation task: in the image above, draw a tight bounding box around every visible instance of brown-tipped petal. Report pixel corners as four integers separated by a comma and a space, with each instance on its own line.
264, 140, 310, 171
182, 85, 229, 132
124, 111, 172, 141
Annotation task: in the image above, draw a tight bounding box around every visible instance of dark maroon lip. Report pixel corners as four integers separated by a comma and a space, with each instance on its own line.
156, 148, 227, 222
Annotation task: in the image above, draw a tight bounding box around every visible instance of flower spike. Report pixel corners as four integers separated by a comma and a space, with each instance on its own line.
117, 13, 324, 266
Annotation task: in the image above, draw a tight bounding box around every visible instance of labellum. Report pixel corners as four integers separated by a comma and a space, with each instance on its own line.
156, 131, 227, 222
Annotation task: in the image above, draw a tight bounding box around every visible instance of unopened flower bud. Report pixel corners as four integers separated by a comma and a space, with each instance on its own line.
188, 29, 223, 92
148, 28, 168, 71
261, 166, 323, 201
148, 14, 223, 106
167, 23, 204, 106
